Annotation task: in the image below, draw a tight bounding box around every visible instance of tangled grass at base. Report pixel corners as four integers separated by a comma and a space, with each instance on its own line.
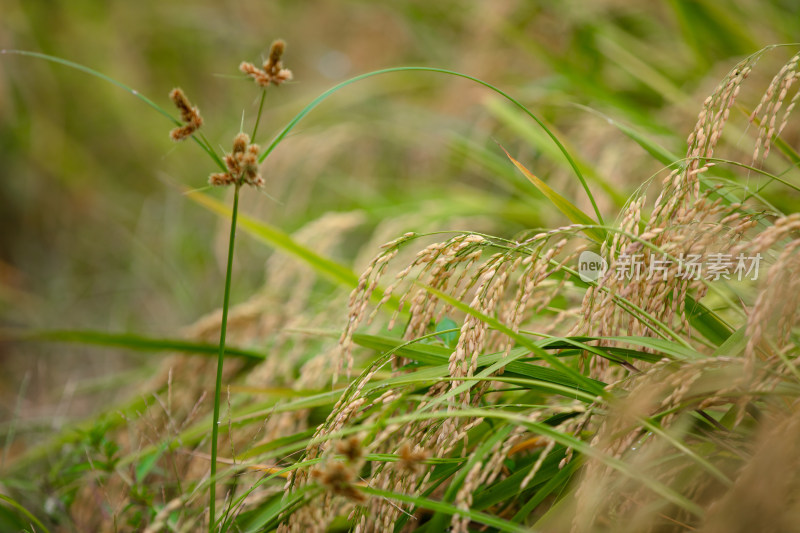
4, 40, 800, 533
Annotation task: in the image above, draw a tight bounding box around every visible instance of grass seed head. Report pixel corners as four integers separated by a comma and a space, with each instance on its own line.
209, 133, 264, 187
168, 88, 202, 141
397, 442, 430, 474
310, 461, 366, 503
336, 436, 364, 464
240, 39, 293, 88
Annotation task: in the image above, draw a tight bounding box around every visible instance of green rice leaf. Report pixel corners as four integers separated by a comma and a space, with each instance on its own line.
358, 485, 530, 533
418, 284, 607, 396
353, 333, 603, 398
425, 425, 515, 531
500, 146, 606, 243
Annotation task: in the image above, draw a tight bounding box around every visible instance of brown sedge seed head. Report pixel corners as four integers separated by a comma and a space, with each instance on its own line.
210, 134, 264, 187
241, 39, 292, 87
336, 436, 364, 463
398, 443, 430, 473
310, 461, 366, 503
169, 88, 192, 118
168, 88, 202, 141
233, 133, 250, 154
267, 40, 286, 70
239, 62, 259, 75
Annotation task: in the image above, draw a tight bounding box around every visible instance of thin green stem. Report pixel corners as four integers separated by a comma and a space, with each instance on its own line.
209, 184, 241, 532
252, 90, 267, 139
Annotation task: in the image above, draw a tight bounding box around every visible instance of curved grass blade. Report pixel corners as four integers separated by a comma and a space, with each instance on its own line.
574, 104, 681, 166
257, 66, 604, 225
598, 336, 702, 360
2, 50, 227, 172
486, 98, 627, 207
2, 50, 171, 119
0, 494, 49, 533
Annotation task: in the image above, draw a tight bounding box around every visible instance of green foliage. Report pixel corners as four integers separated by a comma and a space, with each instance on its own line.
3, 2, 800, 532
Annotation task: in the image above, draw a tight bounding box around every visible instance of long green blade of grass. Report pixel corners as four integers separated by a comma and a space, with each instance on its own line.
256, 66, 604, 225
352, 333, 603, 398
12, 329, 266, 361
185, 189, 405, 312
1, 50, 227, 171
357, 486, 531, 533
0, 494, 49, 533
486, 98, 627, 207
574, 104, 681, 166
185, 189, 359, 288
500, 146, 606, 243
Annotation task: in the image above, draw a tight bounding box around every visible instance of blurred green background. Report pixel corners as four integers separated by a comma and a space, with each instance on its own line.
1, 0, 799, 435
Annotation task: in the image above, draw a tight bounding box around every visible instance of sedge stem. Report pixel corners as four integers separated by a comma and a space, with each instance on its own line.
209, 183, 241, 532
252, 90, 266, 139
